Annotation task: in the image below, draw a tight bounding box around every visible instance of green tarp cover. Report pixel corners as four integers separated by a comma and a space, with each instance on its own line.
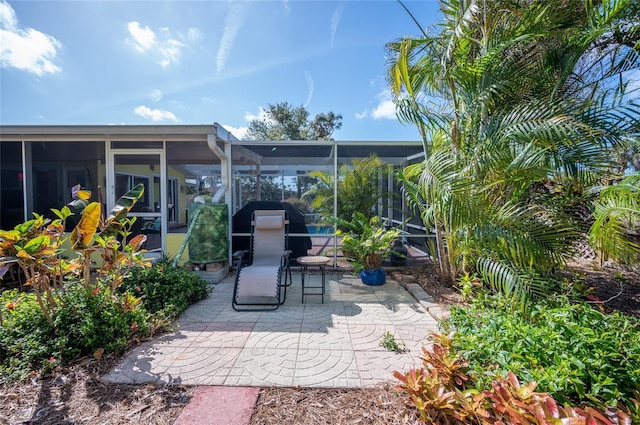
188, 203, 229, 264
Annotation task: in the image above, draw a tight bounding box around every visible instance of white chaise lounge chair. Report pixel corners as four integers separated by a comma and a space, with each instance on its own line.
232, 210, 291, 311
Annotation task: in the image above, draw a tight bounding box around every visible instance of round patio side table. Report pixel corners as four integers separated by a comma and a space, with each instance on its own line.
298, 255, 331, 303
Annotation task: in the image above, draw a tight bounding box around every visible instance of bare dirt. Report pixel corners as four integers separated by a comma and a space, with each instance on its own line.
1, 261, 638, 425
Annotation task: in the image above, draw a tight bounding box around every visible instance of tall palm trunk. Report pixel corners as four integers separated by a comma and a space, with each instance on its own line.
433, 219, 453, 284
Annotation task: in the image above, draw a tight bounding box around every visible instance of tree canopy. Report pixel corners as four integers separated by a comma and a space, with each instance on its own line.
245, 102, 342, 141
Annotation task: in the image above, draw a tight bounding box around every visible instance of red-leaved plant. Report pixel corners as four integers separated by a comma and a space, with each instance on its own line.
394, 333, 632, 424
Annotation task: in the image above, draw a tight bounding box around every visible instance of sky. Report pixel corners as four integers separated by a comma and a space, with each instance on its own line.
0, 0, 442, 141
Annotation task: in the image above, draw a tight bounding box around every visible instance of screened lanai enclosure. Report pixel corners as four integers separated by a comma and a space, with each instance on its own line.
0, 124, 433, 269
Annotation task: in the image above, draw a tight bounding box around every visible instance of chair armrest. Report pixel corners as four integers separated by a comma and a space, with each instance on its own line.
281, 250, 292, 269
233, 250, 249, 268
233, 250, 248, 259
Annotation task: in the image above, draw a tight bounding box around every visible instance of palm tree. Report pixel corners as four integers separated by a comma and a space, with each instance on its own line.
303, 156, 387, 227
387, 0, 640, 307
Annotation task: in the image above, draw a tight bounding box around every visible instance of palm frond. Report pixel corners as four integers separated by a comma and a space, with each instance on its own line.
476, 256, 555, 311
589, 174, 640, 264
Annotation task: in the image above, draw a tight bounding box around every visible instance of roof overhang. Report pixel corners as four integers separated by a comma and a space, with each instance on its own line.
0, 124, 234, 143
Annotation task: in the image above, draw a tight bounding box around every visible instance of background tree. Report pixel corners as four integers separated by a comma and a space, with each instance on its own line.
243, 101, 343, 212
238, 175, 294, 203
387, 0, 640, 306
303, 156, 387, 227
309, 112, 343, 140
245, 102, 342, 141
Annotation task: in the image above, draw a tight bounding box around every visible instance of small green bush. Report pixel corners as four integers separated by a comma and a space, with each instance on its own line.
443, 294, 640, 412
0, 285, 148, 383
0, 290, 54, 382
53, 284, 149, 360
120, 256, 209, 319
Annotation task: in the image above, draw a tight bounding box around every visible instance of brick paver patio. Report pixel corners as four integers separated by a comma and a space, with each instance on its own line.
102, 272, 440, 388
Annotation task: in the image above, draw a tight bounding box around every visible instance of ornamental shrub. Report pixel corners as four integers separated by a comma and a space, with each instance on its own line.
120, 255, 209, 319
0, 285, 148, 383
52, 284, 149, 360
394, 333, 634, 424
0, 289, 54, 383
442, 293, 640, 413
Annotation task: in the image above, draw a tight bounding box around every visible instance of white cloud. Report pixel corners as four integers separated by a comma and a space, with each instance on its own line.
127, 21, 193, 67
222, 124, 248, 140
134, 105, 179, 122
185, 27, 201, 43
244, 108, 269, 123
0, 0, 61, 75
149, 89, 163, 102
216, 2, 247, 73
357, 90, 398, 120
372, 90, 398, 120
127, 21, 156, 52
303, 71, 314, 107
158, 37, 183, 67
330, 3, 344, 48
371, 99, 397, 119
0, 0, 17, 29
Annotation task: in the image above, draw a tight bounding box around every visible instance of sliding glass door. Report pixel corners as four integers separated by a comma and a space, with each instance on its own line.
108, 149, 165, 251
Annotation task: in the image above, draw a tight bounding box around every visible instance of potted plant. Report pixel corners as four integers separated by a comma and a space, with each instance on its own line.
336, 212, 402, 285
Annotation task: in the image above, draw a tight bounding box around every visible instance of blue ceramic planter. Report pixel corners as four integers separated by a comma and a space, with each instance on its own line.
359, 268, 386, 286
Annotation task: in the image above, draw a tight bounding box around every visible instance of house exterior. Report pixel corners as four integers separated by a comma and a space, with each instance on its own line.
0, 124, 427, 266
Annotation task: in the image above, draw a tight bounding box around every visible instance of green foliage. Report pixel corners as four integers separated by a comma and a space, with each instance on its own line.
394, 333, 634, 424
0, 183, 150, 324
379, 330, 406, 353
304, 156, 387, 225
238, 175, 291, 203
442, 294, 640, 412
0, 290, 54, 383
120, 256, 209, 319
0, 286, 148, 383
187, 204, 229, 264
589, 174, 640, 265
456, 272, 482, 302
0, 184, 156, 383
334, 212, 402, 272
245, 102, 342, 141
386, 0, 640, 308
53, 284, 148, 360
0, 254, 210, 383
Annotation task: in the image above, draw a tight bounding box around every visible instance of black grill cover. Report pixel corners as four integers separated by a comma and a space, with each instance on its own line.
232, 201, 311, 262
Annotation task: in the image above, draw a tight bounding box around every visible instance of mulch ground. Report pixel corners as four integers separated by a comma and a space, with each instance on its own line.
250, 386, 421, 425
0, 354, 195, 425
1, 260, 638, 424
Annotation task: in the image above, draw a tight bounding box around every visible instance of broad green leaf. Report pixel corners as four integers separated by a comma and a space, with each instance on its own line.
51, 208, 64, 220
22, 235, 49, 255
15, 220, 36, 235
